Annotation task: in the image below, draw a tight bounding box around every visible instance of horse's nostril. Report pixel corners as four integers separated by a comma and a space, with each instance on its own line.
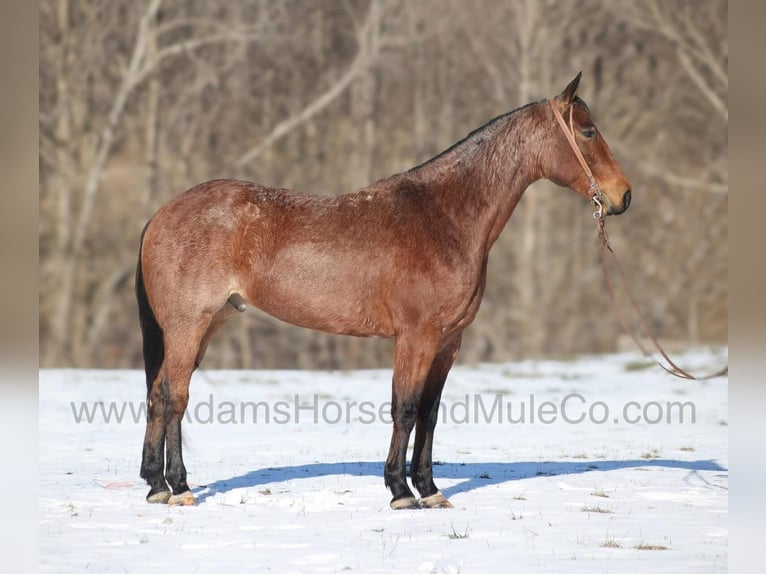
623, 189, 632, 210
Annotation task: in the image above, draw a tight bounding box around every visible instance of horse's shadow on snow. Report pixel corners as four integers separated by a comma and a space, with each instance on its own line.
193, 458, 727, 504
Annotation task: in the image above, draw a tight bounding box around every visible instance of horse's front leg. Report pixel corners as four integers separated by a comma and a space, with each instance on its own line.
384, 329, 440, 509
411, 333, 462, 508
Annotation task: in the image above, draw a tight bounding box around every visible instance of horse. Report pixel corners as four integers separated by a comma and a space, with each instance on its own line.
135, 72, 631, 508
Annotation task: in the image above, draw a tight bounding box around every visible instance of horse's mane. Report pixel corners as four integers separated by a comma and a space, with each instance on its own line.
408, 99, 543, 173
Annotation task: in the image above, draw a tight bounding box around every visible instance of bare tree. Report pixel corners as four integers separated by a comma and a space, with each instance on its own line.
40, 0, 266, 365
39, 0, 727, 369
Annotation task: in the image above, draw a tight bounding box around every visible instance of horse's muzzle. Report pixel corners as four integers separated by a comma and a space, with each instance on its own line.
607, 189, 631, 216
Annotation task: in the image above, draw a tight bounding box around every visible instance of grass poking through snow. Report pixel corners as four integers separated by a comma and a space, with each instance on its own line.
446, 524, 471, 540
582, 505, 614, 514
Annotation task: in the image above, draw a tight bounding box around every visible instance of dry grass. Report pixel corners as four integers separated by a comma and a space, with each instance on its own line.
446, 524, 470, 540
641, 449, 661, 459
624, 360, 654, 372
581, 505, 613, 514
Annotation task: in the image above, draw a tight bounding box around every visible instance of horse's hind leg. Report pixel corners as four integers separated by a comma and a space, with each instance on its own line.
142, 373, 171, 503
384, 329, 440, 509
161, 317, 212, 506
411, 334, 462, 509
194, 307, 239, 369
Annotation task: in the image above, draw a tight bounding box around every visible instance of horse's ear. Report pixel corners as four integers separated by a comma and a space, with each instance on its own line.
557, 71, 582, 107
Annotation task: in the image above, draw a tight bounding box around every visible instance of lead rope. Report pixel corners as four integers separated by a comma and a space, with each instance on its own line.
596, 218, 728, 380
549, 99, 728, 380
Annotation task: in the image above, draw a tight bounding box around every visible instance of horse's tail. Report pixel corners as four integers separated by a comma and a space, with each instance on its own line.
136, 220, 164, 393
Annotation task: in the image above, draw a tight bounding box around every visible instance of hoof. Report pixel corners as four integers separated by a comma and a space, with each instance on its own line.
390, 496, 419, 510
420, 492, 453, 509
168, 491, 196, 506
146, 490, 171, 504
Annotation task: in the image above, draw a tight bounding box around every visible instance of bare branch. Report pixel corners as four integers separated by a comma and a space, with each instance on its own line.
133, 28, 265, 87
611, 140, 727, 195
71, 1, 265, 260
233, 0, 383, 172
680, 10, 727, 86
71, 0, 162, 259
645, 0, 727, 121
675, 46, 728, 122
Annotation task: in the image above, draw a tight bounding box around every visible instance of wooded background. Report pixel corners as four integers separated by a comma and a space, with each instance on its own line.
39, 0, 727, 369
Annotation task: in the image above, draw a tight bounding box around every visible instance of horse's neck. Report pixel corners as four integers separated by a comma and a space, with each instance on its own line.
415, 116, 545, 251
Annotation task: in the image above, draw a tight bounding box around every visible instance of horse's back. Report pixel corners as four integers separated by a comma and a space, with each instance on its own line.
139, 176, 478, 338
140, 179, 394, 335
148, 179, 274, 228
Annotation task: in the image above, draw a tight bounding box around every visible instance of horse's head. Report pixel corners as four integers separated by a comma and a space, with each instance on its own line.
546, 72, 632, 216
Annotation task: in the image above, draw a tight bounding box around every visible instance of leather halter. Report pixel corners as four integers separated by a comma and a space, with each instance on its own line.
549, 98, 606, 220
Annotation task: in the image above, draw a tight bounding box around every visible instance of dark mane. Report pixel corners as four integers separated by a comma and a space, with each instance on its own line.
408, 99, 543, 172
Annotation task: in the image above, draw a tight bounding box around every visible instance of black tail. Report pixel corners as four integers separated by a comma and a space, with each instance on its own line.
136, 221, 164, 393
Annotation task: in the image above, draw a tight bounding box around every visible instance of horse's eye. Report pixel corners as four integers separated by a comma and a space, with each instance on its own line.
581, 127, 597, 139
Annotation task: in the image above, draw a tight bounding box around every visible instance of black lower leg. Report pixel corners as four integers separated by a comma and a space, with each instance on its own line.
140, 379, 169, 498
410, 335, 460, 499
411, 401, 440, 498
164, 417, 190, 495
141, 435, 169, 497
384, 397, 418, 503
411, 447, 437, 497
162, 373, 190, 495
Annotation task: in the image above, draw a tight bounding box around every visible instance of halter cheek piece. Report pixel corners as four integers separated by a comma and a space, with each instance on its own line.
548, 99, 605, 220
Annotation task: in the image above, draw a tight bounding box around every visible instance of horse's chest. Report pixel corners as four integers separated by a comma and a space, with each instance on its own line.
436, 259, 488, 334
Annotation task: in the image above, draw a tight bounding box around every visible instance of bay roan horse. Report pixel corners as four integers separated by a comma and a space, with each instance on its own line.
136, 73, 631, 508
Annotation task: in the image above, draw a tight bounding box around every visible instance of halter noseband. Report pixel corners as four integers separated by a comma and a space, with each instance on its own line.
548, 99, 606, 220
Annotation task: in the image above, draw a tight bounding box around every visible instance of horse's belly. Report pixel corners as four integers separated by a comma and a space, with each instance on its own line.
246, 254, 393, 338
253, 290, 392, 338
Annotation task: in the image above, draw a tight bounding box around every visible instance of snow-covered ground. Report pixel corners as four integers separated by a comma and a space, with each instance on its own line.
39, 348, 727, 573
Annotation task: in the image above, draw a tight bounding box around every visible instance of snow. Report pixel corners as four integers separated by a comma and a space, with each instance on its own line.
39, 348, 728, 573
